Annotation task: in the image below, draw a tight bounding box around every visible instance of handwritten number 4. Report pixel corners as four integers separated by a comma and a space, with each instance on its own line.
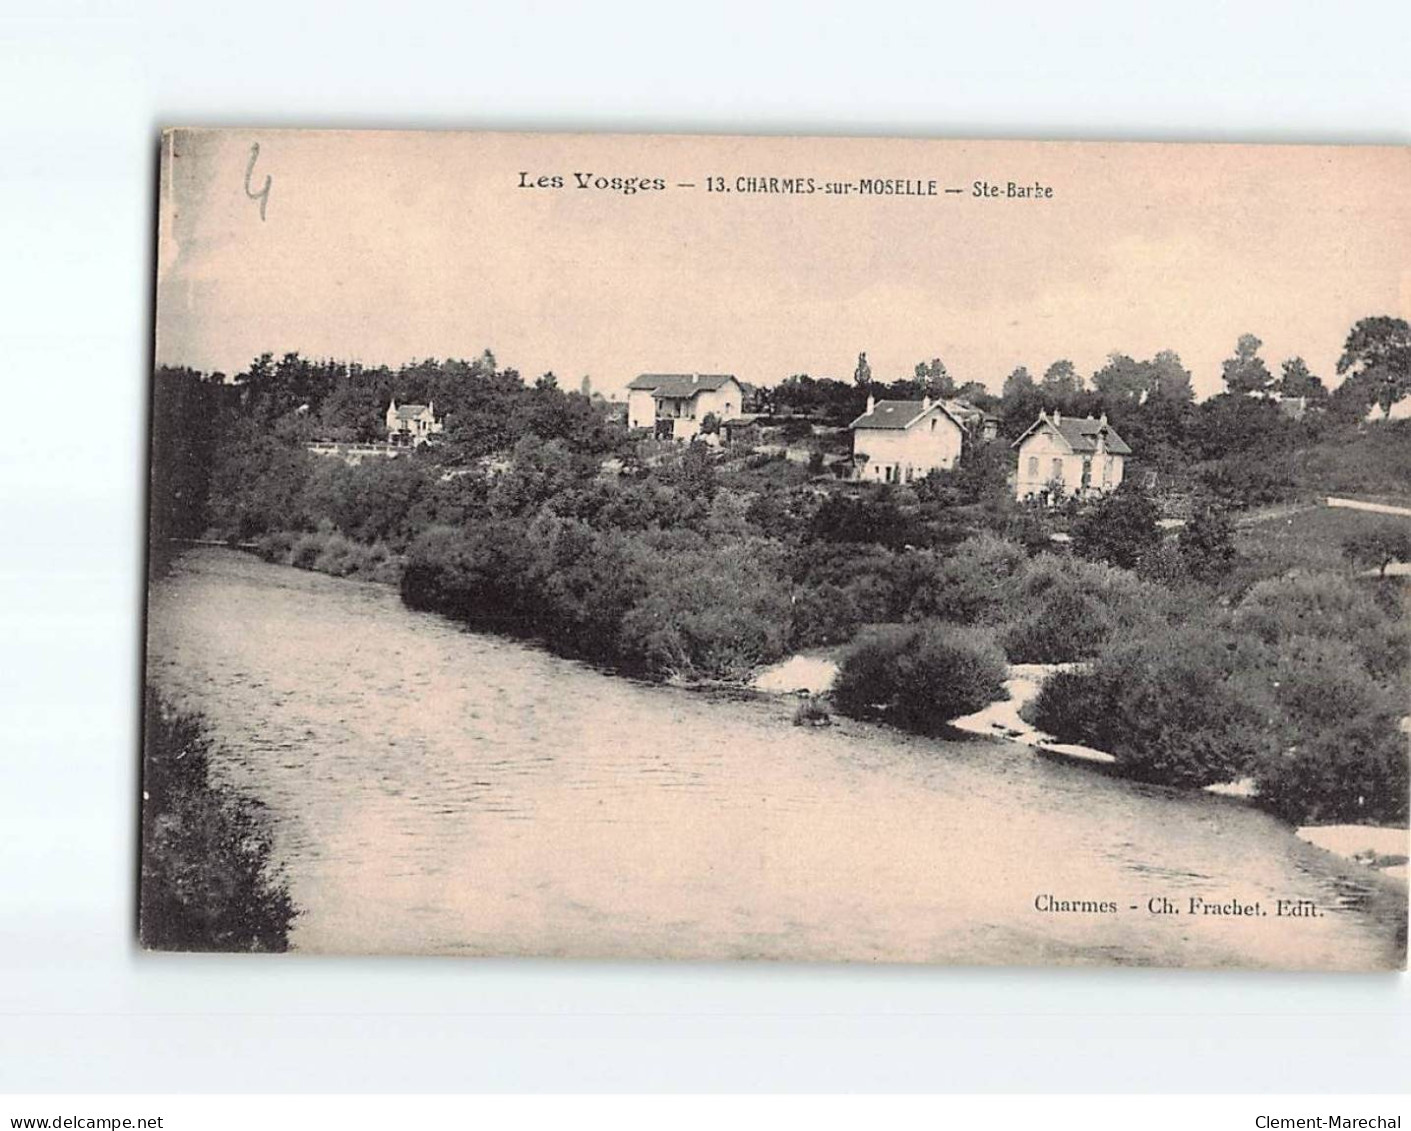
244, 142, 271, 221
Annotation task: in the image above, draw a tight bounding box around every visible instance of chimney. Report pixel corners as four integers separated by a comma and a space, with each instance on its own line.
866, 393, 876, 414
1099, 412, 1108, 427
1053, 409, 1062, 426
922, 395, 932, 411
692, 373, 699, 385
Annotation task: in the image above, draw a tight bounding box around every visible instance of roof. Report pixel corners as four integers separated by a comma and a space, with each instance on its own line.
627, 373, 738, 397
849, 399, 966, 431
1013, 414, 1131, 455
392, 403, 431, 420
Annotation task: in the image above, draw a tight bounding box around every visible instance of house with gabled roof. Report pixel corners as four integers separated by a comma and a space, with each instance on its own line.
1012, 409, 1131, 500
386, 399, 443, 446
848, 394, 968, 483
626, 373, 744, 440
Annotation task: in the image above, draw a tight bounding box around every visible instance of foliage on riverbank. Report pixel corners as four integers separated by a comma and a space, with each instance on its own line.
1026, 575, 1410, 824
255, 526, 402, 584
140, 687, 296, 951
402, 516, 793, 681
833, 623, 1008, 732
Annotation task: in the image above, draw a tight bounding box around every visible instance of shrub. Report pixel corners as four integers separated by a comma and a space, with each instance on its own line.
1233, 572, 1410, 681
1071, 487, 1161, 569
997, 553, 1157, 663
833, 622, 1008, 733
793, 698, 833, 727
1025, 625, 1278, 788
254, 530, 296, 562
140, 687, 296, 951
290, 532, 324, 569
905, 533, 1028, 625
1001, 585, 1115, 663
1177, 502, 1237, 581
1251, 712, 1410, 826
807, 490, 918, 548
402, 521, 793, 681
789, 582, 861, 649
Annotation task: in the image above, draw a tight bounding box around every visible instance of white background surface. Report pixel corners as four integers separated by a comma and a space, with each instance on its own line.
1, 0, 1408, 1094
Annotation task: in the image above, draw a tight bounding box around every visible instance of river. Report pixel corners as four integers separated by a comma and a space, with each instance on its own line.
145, 549, 1407, 969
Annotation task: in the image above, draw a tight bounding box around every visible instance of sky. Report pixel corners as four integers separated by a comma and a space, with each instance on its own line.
156, 129, 1410, 400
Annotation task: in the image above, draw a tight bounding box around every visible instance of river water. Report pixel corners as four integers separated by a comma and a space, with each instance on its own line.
145, 549, 1407, 968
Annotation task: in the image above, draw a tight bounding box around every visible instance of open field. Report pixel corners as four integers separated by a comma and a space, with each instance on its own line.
1231, 501, 1411, 589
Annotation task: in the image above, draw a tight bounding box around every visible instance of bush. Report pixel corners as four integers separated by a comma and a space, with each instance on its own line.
1234, 572, 1410, 681
1001, 585, 1115, 663
1025, 625, 1277, 788
905, 533, 1028, 625
789, 582, 861, 649
793, 698, 833, 727
833, 621, 1008, 733
1252, 712, 1410, 826
402, 520, 793, 681
140, 687, 296, 951
997, 553, 1157, 663
1177, 502, 1237, 581
1071, 487, 1161, 569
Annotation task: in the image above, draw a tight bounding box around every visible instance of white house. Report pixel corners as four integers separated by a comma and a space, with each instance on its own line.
1012, 410, 1131, 500
626, 373, 744, 440
386, 399, 443, 446
848, 395, 967, 483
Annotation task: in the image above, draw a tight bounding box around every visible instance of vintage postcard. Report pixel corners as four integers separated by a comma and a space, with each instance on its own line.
144, 128, 1409, 968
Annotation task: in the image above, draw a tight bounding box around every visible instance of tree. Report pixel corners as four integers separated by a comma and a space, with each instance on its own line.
1040, 359, 1083, 400
1001, 365, 1035, 401
1221, 333, 1275, 396
1278, 356, 1328, 404
1343, 523, 1411, 578
1148, 349, 1194, 402
535, 371, 559, 391
953, 380, 992, 403
1091, 353, 1149, 405
913, 357, 954, 397
853, 351, 873, 387
1336, 316, 1411, 418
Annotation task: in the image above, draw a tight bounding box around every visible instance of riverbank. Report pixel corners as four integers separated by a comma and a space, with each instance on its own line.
753, 643, 1408, 882
145, 547, 1408, 968
195, 543, 1410, 884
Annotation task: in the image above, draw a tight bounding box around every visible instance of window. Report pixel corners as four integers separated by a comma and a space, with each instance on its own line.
1051, 458, 1063, 483
1027, 456, 1039, 478
930, 418, 937, 432
1081, 457, 1092, 489
1102, 455, 1113, 485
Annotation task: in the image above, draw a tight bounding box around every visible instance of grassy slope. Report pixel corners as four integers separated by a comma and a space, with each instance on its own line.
1289, 420, 1411, 507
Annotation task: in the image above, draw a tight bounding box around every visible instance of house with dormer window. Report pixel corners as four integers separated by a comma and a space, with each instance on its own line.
1012, 410, 1130, 500
386, 399, 443, 446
